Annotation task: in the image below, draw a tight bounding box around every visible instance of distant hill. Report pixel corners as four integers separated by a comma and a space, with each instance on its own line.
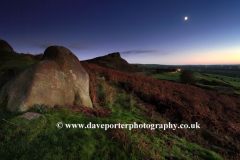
132, 64, 167, 69
81, 52, 142, 73
0, 49, 142, 74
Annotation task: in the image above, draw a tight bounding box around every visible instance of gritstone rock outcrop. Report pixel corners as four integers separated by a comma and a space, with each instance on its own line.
0, 39, 14, 52
0, 46, 93, 112
84, 52, 142, 73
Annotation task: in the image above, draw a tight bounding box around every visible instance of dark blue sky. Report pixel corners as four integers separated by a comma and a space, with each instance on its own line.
1, 0, 240, 65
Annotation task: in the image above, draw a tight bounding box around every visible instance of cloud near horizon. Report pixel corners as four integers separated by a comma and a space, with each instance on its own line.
121, 50, 158, 54
120, 50, 169, 55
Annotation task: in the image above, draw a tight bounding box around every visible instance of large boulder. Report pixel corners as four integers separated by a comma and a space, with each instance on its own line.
0, 46, 93, 112
0, 39, 14, 52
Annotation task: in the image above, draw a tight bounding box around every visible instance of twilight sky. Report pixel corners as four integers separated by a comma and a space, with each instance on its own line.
1, 0, 240, 65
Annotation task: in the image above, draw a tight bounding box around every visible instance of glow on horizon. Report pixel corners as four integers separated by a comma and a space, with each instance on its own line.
190, 52, 240, 65
125, 49, 240, 65
171, 52, 240, 65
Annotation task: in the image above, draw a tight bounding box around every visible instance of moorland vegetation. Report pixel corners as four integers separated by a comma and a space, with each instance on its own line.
0, 49, 240, 159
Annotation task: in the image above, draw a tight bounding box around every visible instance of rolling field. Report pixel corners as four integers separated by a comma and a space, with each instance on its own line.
195, 69, 240, 78
151, 71, 240, 94
151, 72, 181, 82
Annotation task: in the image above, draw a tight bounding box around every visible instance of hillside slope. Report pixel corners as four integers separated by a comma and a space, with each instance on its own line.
82, 61, 240, 159
82, 52, 142, 73
1, 50, 240, 159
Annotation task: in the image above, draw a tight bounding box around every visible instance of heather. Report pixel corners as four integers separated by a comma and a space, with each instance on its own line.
82, 61, 240, 159
0, 51, 240, 159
